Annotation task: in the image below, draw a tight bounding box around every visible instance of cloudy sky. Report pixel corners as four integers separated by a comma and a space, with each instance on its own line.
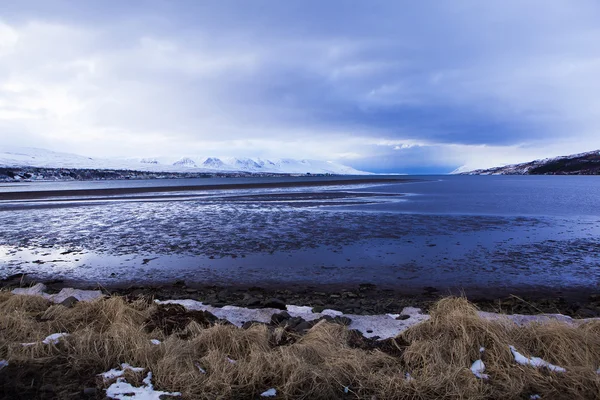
1, 0, 600, 173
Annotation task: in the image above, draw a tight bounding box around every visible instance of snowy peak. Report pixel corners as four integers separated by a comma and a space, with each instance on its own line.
202, 157, 225, 169
0, 146, 370, 175
460, 150, 600, 175
173, 157, 197, 168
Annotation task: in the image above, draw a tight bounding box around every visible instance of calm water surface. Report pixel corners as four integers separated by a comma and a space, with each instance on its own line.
0, 175, 599, 293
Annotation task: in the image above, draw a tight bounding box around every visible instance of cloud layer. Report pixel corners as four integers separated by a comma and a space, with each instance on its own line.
1, 0, 600, 173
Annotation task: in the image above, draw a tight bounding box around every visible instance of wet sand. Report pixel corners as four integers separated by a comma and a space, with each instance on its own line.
0, 177, 413, 200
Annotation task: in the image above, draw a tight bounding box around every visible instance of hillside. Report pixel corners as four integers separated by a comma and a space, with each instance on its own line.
0, 147, 368, 181
461, 150, 600, 175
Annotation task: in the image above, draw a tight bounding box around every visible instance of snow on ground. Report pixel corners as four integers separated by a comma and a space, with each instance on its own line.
100, 363, 146, 381
106, 371, 181, 400
12, 283, 103, 303
509, 345, 566, 373
155, 300, 430, 339
9, 287, 600, 340
470, 360, 489, 379
260, 388, 277, 397
22, 333, 69, 346
470, 347, 489, 379
0, 360, 8, 370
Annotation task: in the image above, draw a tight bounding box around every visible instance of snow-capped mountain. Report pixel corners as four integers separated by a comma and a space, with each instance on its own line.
0, 146, 369, 175
458, 150, 600, 175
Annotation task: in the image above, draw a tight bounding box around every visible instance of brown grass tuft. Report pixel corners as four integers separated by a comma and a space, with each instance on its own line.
1, 294, 599, 399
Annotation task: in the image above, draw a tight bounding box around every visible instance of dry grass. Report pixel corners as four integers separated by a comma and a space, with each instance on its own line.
1, 293, 599, 399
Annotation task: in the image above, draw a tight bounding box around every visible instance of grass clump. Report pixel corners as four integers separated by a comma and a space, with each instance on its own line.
0, 294, 599, 399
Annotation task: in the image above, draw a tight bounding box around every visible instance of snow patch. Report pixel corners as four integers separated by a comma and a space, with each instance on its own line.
100, 363, 145, 381
150, 339, 161, 345
106, 372, 181, 399
509, 346, 566, 373
12, 284, 103, 303
260, 388, 277, 397
470, 359, 489, 379
0, 360, 8, 371
22, 333, 69, 346
155, 300, 430, 339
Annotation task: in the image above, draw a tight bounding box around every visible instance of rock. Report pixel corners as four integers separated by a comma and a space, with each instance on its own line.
59, 296, 79, 308
270, 311, 291, 325
263, 298, 286, 310
285, 316, 306, 329
292, 320, 313, 333
243, 293, 261, 307
397, 314, 410, 320
242, 321, 266, 330
217, 289, 231, 301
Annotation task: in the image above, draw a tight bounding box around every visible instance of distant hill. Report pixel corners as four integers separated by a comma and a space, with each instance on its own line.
0, 146, 369, 177
461, 150, 600, 175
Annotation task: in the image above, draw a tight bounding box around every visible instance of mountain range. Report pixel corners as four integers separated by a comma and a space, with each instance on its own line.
460, 150, 600, 175
0, 147, 368, 175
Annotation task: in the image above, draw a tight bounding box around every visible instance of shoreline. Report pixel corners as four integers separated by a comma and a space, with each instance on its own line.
0, 177, 414, 201
3, 275, 599, 318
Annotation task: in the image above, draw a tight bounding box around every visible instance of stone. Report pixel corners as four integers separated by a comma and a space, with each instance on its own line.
263, 298, 286, 310
243, 293, 262, 307
292, 320, 313, 333
59, 296, 79, 308
270, 311, 291, 325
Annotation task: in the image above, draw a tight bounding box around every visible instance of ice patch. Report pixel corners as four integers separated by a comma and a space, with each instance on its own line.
22, 333, 69, 346
12, 283, 47, 296
260, 388, 277, 397
194, 362, 206, 374
11, 284, 103, 303
106, 372, 181, 399
286, 305, 313, 313
321, 309, 343, 317
470, 359, 489, 379
509, 346, 566, 373
100, 363, 145, 381
42, 333, 69, 344
155, 299, 430, 339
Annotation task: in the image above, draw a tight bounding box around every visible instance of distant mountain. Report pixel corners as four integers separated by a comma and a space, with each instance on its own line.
0, 146, 369, 176
460, 150, 600, 175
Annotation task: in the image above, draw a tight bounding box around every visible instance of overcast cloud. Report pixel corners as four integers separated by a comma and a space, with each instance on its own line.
1, 0, 600, 173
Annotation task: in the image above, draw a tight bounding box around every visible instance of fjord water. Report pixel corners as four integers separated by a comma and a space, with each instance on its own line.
0, 175, 599, 296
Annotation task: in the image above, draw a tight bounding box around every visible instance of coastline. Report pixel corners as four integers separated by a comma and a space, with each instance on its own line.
0, 177, 414, 201
3, 275, 599, 318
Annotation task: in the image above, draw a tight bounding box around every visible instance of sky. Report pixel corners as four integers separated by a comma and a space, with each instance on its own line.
1, 1, 600, 173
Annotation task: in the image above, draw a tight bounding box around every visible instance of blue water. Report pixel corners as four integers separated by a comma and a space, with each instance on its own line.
0, 175, 599, 293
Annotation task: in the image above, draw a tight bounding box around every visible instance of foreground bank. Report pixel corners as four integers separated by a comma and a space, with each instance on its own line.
1, 286, 600, 399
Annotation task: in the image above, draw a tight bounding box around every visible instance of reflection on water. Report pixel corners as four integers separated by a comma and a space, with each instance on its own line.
1, 176, 600, 291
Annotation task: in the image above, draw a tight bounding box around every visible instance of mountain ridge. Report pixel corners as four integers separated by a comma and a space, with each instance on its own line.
459, 150, 600, 175
0, 146, 369, 176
